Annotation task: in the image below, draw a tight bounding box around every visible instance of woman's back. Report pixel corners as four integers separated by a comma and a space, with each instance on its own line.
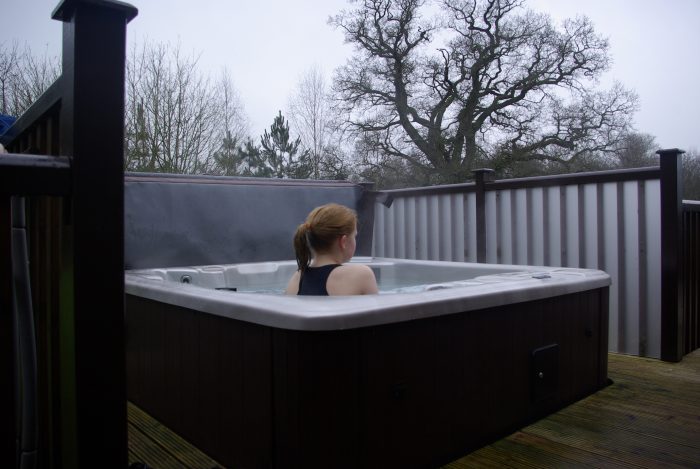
286, 263, 378, 296
297, 264, 341, 295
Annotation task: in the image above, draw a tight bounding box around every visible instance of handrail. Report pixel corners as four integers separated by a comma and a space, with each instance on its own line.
683, 200, 700, 212
0, 154, 71, 196
0, 78, 62, 148
487, 166, 661, 190
377, 166, 661, 198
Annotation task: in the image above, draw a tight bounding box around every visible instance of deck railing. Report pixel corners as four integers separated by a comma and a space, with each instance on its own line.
373, 151, 694, 361
1, 1, 137, 467
683, 201, 700, 354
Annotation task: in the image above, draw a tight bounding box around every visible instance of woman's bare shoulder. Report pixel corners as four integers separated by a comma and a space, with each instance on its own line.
334, 264, 378, 294
285, 270, 301, 295
337, 263, 374, 276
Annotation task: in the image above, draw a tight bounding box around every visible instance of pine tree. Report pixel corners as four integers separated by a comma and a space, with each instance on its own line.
211, 131, 245, 176
237, 139, 262, 176
248, 111, 311, 178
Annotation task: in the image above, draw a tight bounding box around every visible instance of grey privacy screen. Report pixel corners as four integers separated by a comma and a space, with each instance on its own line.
124, 173, 374, 269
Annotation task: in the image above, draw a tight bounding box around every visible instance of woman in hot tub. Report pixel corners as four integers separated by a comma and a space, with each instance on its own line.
286, 203, 378, 296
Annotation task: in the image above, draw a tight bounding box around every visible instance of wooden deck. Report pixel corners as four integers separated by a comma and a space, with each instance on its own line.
128, 403, 224, 468
446, 350, 700, 468
128, 350, 700, 468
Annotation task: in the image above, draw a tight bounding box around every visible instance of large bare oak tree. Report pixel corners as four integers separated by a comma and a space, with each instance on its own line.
331, 0, 638, 183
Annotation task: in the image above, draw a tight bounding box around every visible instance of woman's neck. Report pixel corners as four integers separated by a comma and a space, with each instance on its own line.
310, 252, 344, 267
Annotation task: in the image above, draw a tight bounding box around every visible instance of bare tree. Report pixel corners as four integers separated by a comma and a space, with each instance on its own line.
0, 42, 20, 115
287, 66, 353, 179
288, 66, 332, 178
0, 41, 60, 117
125, 41, 248, 174
614, 132, 659, 169
353, 132, 436, 187
218, 68, 249, 142
330, 0, 638, 184
208, 68, 250, 175
683, 149, 700, 200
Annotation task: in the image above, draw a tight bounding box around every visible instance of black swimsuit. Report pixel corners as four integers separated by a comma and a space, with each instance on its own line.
297, 264, 341, 296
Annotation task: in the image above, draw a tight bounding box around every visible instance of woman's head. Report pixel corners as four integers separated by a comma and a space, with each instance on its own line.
293, 203, 358, 270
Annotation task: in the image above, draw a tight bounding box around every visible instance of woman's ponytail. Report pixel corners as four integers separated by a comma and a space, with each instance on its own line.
293, 223, 312, 272
293, 204, 357, 271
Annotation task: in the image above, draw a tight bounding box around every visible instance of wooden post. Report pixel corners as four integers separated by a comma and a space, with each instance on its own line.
683, 202, 700, 354
658, 148, 685, 362
52, 0, 137, 466
0, 196, 16, 467
356, 182, 377, 257
473, 169, 494, 263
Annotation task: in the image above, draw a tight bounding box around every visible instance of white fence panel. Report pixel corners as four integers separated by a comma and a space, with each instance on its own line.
372, 174, 664, 358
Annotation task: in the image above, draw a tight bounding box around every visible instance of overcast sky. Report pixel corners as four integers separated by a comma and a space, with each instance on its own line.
4, 0, 699, 151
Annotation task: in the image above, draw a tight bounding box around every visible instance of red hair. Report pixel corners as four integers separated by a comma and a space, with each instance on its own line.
293, 203, 357, 271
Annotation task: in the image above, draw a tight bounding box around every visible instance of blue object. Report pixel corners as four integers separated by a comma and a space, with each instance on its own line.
0, 114, 16, 136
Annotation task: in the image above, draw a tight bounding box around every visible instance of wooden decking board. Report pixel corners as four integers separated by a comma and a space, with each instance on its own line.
448, 350, 700, 469
128, 350, 700, 468
444, 445, 539, 469
128, 422, 185, 468
128, 406, 208, 467
127, 402, 222, 468
605, 373, 700, 401
441, 452, 508, 469
503, 431, 637, 469
525, 415, 698, 468
485, 435, 600, 469
550, 404, 700, 447
587, 395, 700, 425
561, 393, 700, 439
606, 380, 700, 407
556, 403, 700, 449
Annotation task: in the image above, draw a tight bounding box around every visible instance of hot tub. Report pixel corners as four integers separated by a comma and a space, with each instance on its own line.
125, 257, 610, 468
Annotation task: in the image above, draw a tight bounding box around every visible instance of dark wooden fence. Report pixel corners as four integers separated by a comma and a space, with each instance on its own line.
1, 1, 137, 467
683, 201, 700, 355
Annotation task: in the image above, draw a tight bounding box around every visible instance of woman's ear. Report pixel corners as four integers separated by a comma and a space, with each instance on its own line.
338, 234, 348, 250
